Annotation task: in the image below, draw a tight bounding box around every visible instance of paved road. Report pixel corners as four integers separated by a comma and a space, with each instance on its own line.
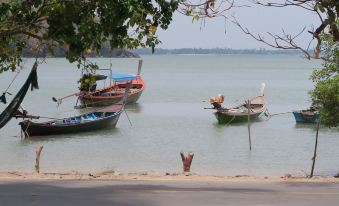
0, 180, 339, 206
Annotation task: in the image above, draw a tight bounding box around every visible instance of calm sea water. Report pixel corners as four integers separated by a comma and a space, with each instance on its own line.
0, 55, 337, 176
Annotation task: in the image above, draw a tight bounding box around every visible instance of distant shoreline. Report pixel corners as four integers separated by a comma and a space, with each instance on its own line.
22, 47, 307, 58
135, 48, 305, 56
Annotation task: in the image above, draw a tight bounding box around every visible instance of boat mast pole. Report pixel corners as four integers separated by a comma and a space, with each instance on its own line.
137, 59, 143, 76
109, 50, 113, 87
246, 100, 252, 151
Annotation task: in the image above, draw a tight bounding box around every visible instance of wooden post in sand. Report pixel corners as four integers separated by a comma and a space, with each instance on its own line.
310, 121, 320, 178
180, 151, 194, 172
35, 145, 43, 174
246, 100, 252, 151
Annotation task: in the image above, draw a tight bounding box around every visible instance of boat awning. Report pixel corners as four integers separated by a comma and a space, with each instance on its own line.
106, 73, 137, 82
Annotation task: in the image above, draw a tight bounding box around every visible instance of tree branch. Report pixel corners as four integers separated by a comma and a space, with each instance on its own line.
232, 16, 312, 59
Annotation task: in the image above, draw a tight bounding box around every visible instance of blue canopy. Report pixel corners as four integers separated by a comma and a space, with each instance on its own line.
106, 73, 136, 82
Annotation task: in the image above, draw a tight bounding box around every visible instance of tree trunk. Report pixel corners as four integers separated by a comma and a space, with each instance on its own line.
180, 152, 194, 172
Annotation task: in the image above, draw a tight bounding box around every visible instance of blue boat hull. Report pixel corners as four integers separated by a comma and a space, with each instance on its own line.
293, 111, 320, 123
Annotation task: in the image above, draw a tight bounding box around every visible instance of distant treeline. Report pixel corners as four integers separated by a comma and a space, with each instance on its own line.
23, 47, 140, 58
134, 48, 305, 55
23, 45, 305, 58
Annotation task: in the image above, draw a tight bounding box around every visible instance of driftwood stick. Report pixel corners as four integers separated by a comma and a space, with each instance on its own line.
310, 121, 320, 178
180, 151, 194, 172
246, 100, 252, 151
35, 145, 43, 174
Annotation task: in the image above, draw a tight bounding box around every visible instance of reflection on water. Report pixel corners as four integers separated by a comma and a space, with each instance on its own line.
22, 127, 121, 142
124, 103, 143, 113
294, 122, 318, 131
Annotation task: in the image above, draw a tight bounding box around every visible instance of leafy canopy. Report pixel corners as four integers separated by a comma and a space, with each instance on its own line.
311, 33, 339, 127
0, 0, 179, 72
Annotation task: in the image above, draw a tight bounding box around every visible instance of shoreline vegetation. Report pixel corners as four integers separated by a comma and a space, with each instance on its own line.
134, 48, 305, 56
1, 171, 339, 183
23, 47, 306, 58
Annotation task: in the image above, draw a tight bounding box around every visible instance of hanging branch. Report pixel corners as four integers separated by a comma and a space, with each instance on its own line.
246, 0, 339, 58
232, 16, 312, 58
179, 0, 338, 59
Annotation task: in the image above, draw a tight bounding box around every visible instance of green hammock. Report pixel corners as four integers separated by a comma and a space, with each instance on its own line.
0, 62, 39, 129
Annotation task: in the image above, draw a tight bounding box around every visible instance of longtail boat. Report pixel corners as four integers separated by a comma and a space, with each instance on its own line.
19, 83, 132, 137
78, 73, 145, 108
211, 83, 267, 124
293, 108, 320, 123
19, 103, 123, 137
53, 60, 146, 108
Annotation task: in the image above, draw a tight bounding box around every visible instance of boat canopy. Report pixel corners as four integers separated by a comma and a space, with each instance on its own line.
106, 73, 136, 82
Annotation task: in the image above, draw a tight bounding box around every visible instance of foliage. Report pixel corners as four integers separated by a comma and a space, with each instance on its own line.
311, 34, 339, 127
0, 0, 178, 73
78, 73, 97, 92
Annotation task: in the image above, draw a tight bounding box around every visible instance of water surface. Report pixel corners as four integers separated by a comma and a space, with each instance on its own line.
0, 55, 337, 176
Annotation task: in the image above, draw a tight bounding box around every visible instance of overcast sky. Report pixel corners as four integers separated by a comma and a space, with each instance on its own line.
157, 3, 320, 49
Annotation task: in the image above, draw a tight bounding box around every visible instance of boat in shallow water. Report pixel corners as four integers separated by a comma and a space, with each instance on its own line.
76, 60, 146, 108
53, 60, 146, 109
20, 83, 132, 137
78, 75, 145, 108
214, 95, 267, 124
19, 103, 124, 137
293, 108, 320, 123
210, 83, 267, 124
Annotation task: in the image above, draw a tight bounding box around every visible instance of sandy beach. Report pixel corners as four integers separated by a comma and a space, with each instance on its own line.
1, 171, 339, 183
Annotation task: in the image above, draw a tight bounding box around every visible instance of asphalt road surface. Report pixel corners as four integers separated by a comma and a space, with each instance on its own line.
0, 180, 339, 206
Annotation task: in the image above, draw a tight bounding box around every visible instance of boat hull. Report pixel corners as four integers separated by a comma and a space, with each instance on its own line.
213, 95, 266, 124
78, 78, 145, 107
293, 111, 320, 123
214, 111, 262, 124
20, 112, 121, 137
19, 103, 124, 137
80, 90, 143, 107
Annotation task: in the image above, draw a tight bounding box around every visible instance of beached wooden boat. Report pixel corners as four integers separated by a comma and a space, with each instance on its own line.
78, 75, 145, 107
293, 109, 320, 123
214, 95, 267, 124
19, 103, 124, 137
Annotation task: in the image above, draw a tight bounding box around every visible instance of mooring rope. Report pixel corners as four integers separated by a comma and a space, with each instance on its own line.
1, 61, 29, 105
262, 109, 292, 120
3, 60, 30, 93
4, 71, 20, 94
124, 109, 133, 127
225, 115, 236, 125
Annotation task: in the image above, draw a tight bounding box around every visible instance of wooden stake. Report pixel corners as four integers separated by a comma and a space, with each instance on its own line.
246, 100, 252, 151
310, 121, 320, 178
180, 151, 194, 172
35, 145, 43, 174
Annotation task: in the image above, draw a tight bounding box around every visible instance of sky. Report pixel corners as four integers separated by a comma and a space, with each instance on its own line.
157, 3, 320, 49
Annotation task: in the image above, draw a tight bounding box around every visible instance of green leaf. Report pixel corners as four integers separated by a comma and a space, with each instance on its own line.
192, 15, 200, 22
